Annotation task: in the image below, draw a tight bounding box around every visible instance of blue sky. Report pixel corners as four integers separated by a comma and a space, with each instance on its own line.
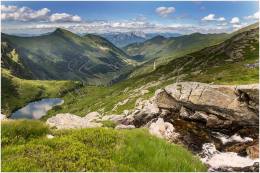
1, 1, 259, 34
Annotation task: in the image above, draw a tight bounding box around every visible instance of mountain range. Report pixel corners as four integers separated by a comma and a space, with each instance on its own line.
1, 22, 258, 116
101, 31, 182, 47
2, 28, 135, 85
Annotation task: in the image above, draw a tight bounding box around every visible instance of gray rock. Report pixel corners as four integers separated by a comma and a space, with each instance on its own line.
132, 99, 160, 127
84, 112, 101, 122
101, 114, 126, 123
46, 113, 102, 129
149, 118, 179, 141
115, 124, 135, 130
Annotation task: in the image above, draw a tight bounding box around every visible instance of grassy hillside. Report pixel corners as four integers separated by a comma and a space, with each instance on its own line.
1, 69, 81, 116
124, 33, 228, 61
1, 120, 206, 172
124, 32, 229, 77
44, 24, 259, 118
1, 41, 33, 79
2, 28, 134, 85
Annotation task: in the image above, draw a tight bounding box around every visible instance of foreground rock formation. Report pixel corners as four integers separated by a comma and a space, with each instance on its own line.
117, 82, 259, 171
45, 82, 259, 171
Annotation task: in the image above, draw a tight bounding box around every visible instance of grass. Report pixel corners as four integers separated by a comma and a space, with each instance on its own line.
1, 120, 207, 172
1, 120, 50, 146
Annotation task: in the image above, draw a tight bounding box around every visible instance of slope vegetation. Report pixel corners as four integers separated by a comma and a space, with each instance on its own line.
45, 24, 259, 117
2, 28, 134, 85
1, 120, 206, 172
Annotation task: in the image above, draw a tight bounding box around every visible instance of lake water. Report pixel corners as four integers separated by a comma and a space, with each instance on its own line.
11, 98, 64, 119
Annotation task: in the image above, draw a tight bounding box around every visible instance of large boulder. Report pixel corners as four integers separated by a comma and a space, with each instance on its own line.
46, 113, 102, 129
155, 82, 259, 128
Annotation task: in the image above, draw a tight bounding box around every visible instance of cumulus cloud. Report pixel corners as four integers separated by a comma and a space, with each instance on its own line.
50, 13, 81, 22
244, 11, 260, 20
218, 17, 226, 22
1, 5, 81, 22
202, 14, 226, 22
230, 17, 240, 24
1, 6, 50, 21
1, 5, 17, 12
2, 19, 231, 35
202, 14, 215, 21
155, 6, 175, 17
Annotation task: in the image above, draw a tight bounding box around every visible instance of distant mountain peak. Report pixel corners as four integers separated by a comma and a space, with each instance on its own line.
53, 28, 74, 36
149, 35, 166, 42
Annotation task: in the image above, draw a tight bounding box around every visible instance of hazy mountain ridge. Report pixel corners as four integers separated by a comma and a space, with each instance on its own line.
101, 31, 182, 47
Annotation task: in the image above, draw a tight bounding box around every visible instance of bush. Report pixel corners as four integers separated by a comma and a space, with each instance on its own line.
1, 124, 207, 172
1, 120, 49, 146
101, 120, 117, 128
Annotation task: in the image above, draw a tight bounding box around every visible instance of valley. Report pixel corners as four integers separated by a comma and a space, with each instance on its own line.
1, 20, 259, 172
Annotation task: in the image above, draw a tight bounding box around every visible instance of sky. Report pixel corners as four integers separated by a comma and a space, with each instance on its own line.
1, 1, 259, 35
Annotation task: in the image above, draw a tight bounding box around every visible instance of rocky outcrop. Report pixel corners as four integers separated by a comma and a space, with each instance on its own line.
46, 113, 102, 129
155, 82, 259, 129
118, 82, 259, 169
125, 82, 258, 130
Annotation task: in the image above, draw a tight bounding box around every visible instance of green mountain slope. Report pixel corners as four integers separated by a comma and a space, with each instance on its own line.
2, 28, 134, 85
1, 41, 33, 79
44, 24, 258, 117
124, 32, 229, 77
124, 32, 228, 62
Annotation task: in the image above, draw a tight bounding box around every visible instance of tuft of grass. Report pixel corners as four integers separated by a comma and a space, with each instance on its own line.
1, 120, 49, 146
101, 120, 117, 128
1, 120, 207, 172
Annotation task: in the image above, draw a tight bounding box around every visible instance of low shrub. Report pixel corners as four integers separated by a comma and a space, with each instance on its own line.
1, 120, 49, 146
1, 122, 207, 172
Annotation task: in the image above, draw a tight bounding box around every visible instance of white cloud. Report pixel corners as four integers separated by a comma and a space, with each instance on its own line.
244, 11, 260, 20
2, 19, 231, 35
217, 17, 226, 22
1, 5, 17, 12
155, 6, 175, 17
217, 22, 228, 26
202, 14, 215, 21
1, 6, 50, 21
230, 17, 240, 24
202, 14, 226, 22
50, 13, 81, 22
1, 5, 81, 23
